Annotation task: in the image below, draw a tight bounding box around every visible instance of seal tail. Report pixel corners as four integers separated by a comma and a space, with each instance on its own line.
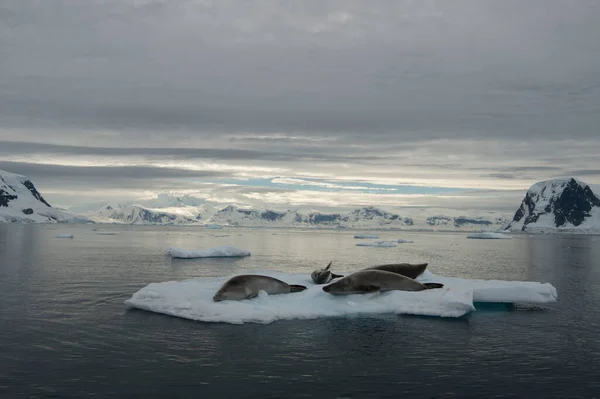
331, 273, 344, 279
423, 283, 444, 289
290, 284, 307, 292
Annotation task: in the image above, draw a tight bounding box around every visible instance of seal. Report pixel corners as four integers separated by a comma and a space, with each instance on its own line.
311, 261, 344, 284
362, 262, 428, 279
213, 274, 307, 302
322, 270, 443, 295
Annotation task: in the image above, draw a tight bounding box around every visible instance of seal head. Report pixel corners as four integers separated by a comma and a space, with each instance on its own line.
311, 261, 344, 284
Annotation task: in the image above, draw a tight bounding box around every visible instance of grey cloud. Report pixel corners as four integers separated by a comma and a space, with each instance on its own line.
0, 161, 228, 182
1, 0, 600, 140
566, 170, 600, 177
0, 140, 385, 163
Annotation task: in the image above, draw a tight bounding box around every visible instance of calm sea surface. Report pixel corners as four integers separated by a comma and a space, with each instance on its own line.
1, 224, 600, 398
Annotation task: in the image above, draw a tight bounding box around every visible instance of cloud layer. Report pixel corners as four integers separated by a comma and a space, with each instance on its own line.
1, 0, 599, 212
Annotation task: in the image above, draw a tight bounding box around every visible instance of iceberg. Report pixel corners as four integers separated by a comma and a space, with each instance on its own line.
124, 270, 557, 324
354, 234, 380, 239
466, 232, 512, 239
356, 241, 397, 247
166, 245, 251, 259
204, 223, 222, 229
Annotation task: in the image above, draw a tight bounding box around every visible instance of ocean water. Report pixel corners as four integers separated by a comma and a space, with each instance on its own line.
1, 224, 600, 398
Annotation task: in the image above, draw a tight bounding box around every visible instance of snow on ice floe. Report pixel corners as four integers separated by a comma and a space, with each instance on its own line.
354, 234, 380, 239
466, 232, 513, 239
56, 233, 74, 239
356, 241, 397, 247
166, 245, 251, 259
124, 270, 557, 325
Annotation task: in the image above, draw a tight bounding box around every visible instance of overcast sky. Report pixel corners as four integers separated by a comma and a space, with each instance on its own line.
1, 0, 599, 214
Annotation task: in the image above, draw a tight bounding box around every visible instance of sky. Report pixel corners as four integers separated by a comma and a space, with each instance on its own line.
1, 0, 599, 214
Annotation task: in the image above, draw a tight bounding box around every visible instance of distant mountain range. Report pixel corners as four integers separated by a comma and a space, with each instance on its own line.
2, 168, 599, 233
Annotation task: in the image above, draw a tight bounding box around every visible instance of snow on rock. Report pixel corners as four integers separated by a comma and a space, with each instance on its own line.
506, 178, 600, 233
95, 203, 198, 225
166, 245, 251, 259
354, 234, 380, 239
0, 169, 91, 224
356, 241, 397, 247
124, 270, 557, 324
466, 232, 512, 239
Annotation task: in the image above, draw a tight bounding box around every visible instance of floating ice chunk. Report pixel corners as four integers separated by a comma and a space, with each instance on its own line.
416, 271, 557, 304
166, 245, 251, 259
397, 239, 414, 243
356, 241, 397, 247
56, 233, 74, 239
204, 224, 222, 229
466, 232, 513, 239
354, 234, 380, 239
95, 232, 117, 235
124, 270, 557, 325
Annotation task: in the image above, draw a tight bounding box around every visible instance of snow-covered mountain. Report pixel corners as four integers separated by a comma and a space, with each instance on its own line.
207, 204, 509, 231
0, 169, 91, 224
505, 178, 600, 233
94, 203, 202, 225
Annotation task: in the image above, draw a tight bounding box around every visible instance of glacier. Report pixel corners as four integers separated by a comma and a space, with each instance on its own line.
124, 270, 557, 325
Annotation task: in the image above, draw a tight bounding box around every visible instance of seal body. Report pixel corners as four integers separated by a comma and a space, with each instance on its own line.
311, 261, 344, 284
362, 263, 428, 279
322, 270, 443, 295
213, 275, 307, 302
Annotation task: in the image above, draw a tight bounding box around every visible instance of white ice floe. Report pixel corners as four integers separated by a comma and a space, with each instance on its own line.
397, 239, 414, 243
124, 270, 557, 324
466, 232, 513, 239
166, 245, 251, 259
354, 234, 380, 239
356, 241, 397, 247
56, 233, 74, 239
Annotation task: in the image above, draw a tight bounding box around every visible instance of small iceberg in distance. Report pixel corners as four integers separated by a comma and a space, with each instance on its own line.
354, 234, 380, 239
356, 241, 397, 247
204, 223, 222, 229
166, 245, 251, 259
467, 232, 513, 239
56, 233, 74, 239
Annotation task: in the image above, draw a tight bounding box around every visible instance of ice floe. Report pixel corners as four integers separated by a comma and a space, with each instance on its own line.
467, 232, 513, 239
166, 245, 251, 259
356, 241, 397, 247
354, 234, 380, 239
125, 270, 557, 324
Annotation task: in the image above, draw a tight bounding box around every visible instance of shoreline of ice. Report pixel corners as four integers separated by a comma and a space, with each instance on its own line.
467, 232, 513, 239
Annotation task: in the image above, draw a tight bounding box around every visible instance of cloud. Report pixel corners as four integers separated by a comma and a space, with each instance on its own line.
1, 1, 600, 211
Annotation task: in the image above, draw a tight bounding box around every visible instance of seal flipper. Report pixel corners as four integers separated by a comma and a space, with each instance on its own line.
423, 283, 444, 289
331, 273, 344, 279
289, 284, 307, 292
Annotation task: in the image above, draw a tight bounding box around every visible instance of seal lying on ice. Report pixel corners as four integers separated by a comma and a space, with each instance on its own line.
322, 270, 443, 295
362, 263, 428, 279
311, 261, 344, 284
213, 275, 307, 302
